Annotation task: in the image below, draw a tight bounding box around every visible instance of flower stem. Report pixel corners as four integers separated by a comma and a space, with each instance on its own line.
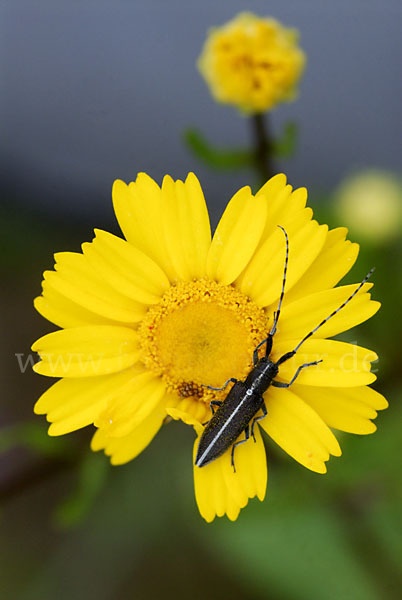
250, 113, 274, 184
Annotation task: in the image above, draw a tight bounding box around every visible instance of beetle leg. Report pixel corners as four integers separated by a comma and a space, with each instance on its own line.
202, 377, 237, 392
201, 400, 224, 424
250, 402, 267, 441
272, 360, 323, 388
209, 400, 223, 415
231, 426, 250, 473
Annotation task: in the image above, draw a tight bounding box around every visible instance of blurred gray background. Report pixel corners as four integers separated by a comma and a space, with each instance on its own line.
1, 0, 401, 222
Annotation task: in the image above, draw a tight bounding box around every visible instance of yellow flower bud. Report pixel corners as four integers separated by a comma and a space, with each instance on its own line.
198, 12, 306, 114
335, 170, 402, 243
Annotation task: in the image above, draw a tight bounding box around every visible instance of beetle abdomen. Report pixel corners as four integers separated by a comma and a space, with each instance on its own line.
195, 383, 264, 467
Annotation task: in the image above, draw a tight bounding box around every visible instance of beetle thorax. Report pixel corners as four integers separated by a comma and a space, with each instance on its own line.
245, 358, 279, 396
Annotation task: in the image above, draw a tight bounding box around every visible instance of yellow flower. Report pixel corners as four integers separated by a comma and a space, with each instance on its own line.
336, 170, 402, 243
32, 172, 387, 522
198, 13, 306, 114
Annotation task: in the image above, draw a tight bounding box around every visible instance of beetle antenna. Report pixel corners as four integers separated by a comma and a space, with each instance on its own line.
269, 225, 289, 337
285, 268, 375, 359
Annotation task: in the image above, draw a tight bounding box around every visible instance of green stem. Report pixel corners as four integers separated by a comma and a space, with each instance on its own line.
250, 113, 274, 184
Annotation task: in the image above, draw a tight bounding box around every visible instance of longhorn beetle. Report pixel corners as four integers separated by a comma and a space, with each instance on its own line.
195, 225, 375, 471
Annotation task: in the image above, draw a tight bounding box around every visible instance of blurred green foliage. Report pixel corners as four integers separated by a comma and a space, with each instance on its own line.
183, 128, 254, 171
52, 451, 110, 529
271, 121, 299, 159
184, 120, 298, 171
0, 422, 70, 458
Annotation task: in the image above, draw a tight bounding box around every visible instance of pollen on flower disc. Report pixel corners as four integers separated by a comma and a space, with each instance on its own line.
139, 279, 269, 400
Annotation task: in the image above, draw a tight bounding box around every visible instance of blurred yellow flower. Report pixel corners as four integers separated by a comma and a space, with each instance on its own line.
336, 170, 402, 243
32, 173, 386, 522
198, 12, 306, 114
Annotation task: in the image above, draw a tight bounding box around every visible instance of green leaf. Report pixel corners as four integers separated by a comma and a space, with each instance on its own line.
272, 121, 299, 159
0, 422, 69, 457
203, 500, 381, 600
183, 128, 253, 171
52, 451, 110, 529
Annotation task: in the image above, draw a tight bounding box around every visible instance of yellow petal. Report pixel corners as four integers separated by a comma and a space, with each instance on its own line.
276, 283, 380, 341
91, 398, 167, 465
193, 439, 241, 522
171, 398, 210, 428
193, 426, 267, 522
292, 384, 388, 434
112, 175, 169, 273
283, 227, 360, 304
257, 181, 292, 244
272, 338, 378, 387
356, 385, 388, 410
261, 387, 341, 473
34, 366, 143, 435
96, 374, 166, 438
113, 173, 211, 282
161, 174, 211, 280
221, 424, 267, 503
239, 217, 328, 307
256, 173, 288, 204
42, 251, 146, 324
165, 406, 204, 436
206, 186, 268, 285
32, 325, 139, 377
256, 176, 308, 246
183, 173, 212, 277
34, 289, 118, 329
82, 229, 169, 304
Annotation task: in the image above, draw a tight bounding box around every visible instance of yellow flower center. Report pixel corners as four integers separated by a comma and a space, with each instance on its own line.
139, 279, 269, 408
